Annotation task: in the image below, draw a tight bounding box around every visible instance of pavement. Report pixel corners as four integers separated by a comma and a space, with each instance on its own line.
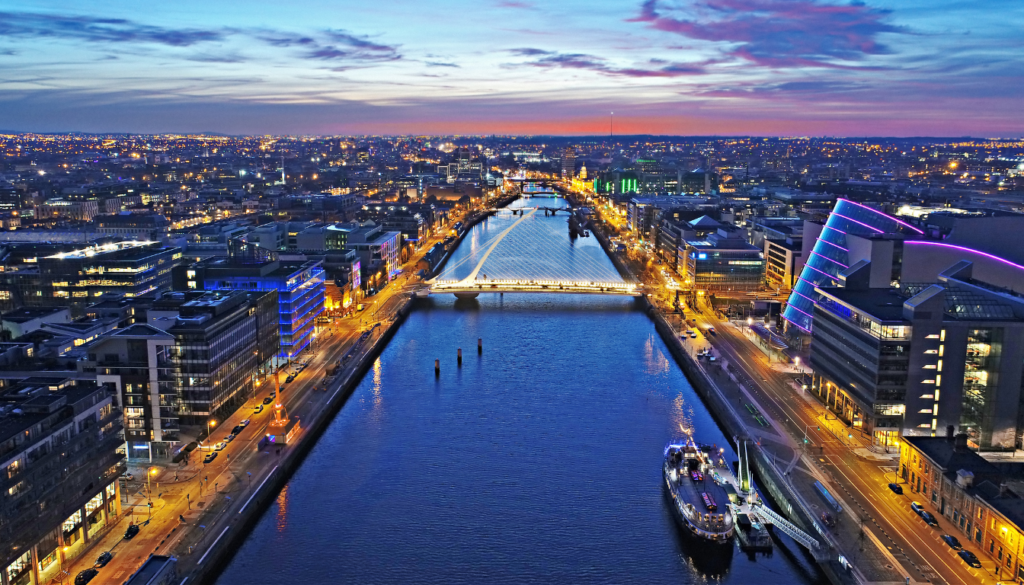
54, 214, 469, 585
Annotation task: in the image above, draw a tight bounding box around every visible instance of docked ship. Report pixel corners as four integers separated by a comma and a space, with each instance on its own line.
663, 436, 736, 544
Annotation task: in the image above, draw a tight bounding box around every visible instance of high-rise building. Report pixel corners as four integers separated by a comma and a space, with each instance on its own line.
810, 260, 1024, 450
164, 290, 279, 424
84, 324, 177, 460
782, 199, 922, 332
561, 147, 576, 179
0, 378, 124, 585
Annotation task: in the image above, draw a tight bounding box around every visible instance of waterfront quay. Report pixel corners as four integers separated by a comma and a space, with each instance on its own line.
51, 207, 478, 585
568, 183, 1004, 585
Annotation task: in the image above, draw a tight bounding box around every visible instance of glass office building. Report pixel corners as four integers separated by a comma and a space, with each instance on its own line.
783, 199, 922, 332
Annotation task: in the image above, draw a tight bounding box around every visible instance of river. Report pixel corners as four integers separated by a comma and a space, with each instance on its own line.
215, 197, 825, 585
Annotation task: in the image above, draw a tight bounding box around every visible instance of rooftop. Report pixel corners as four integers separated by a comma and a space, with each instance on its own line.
817, 287, 909, 322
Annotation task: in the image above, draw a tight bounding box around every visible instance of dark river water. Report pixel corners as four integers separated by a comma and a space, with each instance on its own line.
215, 198, 825, 585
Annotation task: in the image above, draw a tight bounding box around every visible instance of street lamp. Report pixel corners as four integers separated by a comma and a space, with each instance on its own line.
203, 419, 217, 448
147, 467, 158, 503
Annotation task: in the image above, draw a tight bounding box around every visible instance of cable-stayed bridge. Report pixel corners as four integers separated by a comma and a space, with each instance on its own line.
425, 207, 640, 298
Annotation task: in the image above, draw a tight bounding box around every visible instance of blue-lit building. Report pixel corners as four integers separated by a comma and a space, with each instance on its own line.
783, 199, 922, 333
173, 257, 325, 359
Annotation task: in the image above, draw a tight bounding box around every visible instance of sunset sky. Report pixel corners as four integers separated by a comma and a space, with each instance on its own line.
1, 0, 1021, 136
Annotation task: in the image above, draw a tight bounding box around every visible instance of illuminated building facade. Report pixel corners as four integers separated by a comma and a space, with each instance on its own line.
783, 198, 922, 333
810, 260, 1024, 450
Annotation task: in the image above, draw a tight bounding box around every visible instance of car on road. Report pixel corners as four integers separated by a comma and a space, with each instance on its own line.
887, 483, 903, 495
253, 404, 264, 414
941, 534, 962, 550
920, 511, 938, 527
706, 327, 716, 336
262, 396, 274, 405
124, 524, 140, 540
910, 501, 924, 515
94, 552, 113, 568
690, 332, 697, 338
225, 434, 236, 443
204, 452, 218, 464
214, 441, 228, 451
75, 569, 98, 585
121, 471, 134, 481
958, 550, 982, 568
240, 419, 250, 427
232, 424, 244, 435
286, 375, 295, 383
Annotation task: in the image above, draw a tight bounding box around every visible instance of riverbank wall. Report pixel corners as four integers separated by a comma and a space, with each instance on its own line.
187, 296, 416, 585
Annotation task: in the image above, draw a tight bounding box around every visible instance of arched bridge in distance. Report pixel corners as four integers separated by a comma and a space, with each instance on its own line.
424, 207, 641, 298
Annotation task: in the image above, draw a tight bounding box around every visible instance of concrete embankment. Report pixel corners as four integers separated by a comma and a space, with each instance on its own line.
188, 297, 416, 585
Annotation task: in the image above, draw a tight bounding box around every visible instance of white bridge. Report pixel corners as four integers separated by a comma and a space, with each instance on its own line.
425, 206, 640, 297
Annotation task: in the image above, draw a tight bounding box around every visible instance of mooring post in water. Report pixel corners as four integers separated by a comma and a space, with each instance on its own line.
458, 348, 463, 366
478, 338, 482, 354
435, 359, 440, 376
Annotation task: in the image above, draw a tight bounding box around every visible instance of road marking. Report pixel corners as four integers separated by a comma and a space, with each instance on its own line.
239, 466, 278, 514
197, 527, 230, 566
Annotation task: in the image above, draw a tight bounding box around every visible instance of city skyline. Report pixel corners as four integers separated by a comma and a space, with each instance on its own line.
1, 0, 1022, 136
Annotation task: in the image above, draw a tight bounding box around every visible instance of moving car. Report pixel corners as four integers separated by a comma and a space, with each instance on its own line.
887, 483, 903, 495
94, 552, 113, 568
941, 534, 962, 550
262, 396, 274, 405
124, 524, 140, 540
75, 569, 98, 585
285, 375, 295, 383
958, 550, 982, 568
214, 441, 228, 451
204, 452, 218, 464
706, 327, 716, 336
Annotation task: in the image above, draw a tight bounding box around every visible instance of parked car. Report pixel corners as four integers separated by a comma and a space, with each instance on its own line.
910, 501, 924, 515
121, 471, 134, 481
94, 552, 113, 568
225, 434, 236, 443
240, 419, 251, 427
253, 405, 264, 414
958, 550, 982, 568
262, 396, 274, 405
887, 483, 903, 495
920, 511, 938, 527
204, 452, 218, 464
285, 375, 295, 383
820, 512, 836, 527
690, 332, 697, 338
75, 569, 98, 585
232, 424, 245, 435
941, 534, 962, 550
214, 441, 228, 451
124, 524, 140, 540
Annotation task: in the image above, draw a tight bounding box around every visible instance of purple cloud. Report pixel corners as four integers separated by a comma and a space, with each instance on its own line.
0, 11, 225, 46
510, 48, 705, 77
629, 0, 905, 68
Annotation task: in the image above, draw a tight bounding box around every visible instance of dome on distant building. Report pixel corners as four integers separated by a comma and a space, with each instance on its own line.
580, 164, 587, 180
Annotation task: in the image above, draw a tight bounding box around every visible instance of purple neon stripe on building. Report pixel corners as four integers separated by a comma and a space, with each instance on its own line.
787, 303, 816, 321
804, 263, 838, 281
816, 237, 849, 252
798, 276, 819, 288
822, 225, 848, 236
811, 251, 848, 268
792, 289, 817, 304
838, 198, 924, 235
830, 212, 885, 234
904, 241, 1024, 271
783, 316, 812, 334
